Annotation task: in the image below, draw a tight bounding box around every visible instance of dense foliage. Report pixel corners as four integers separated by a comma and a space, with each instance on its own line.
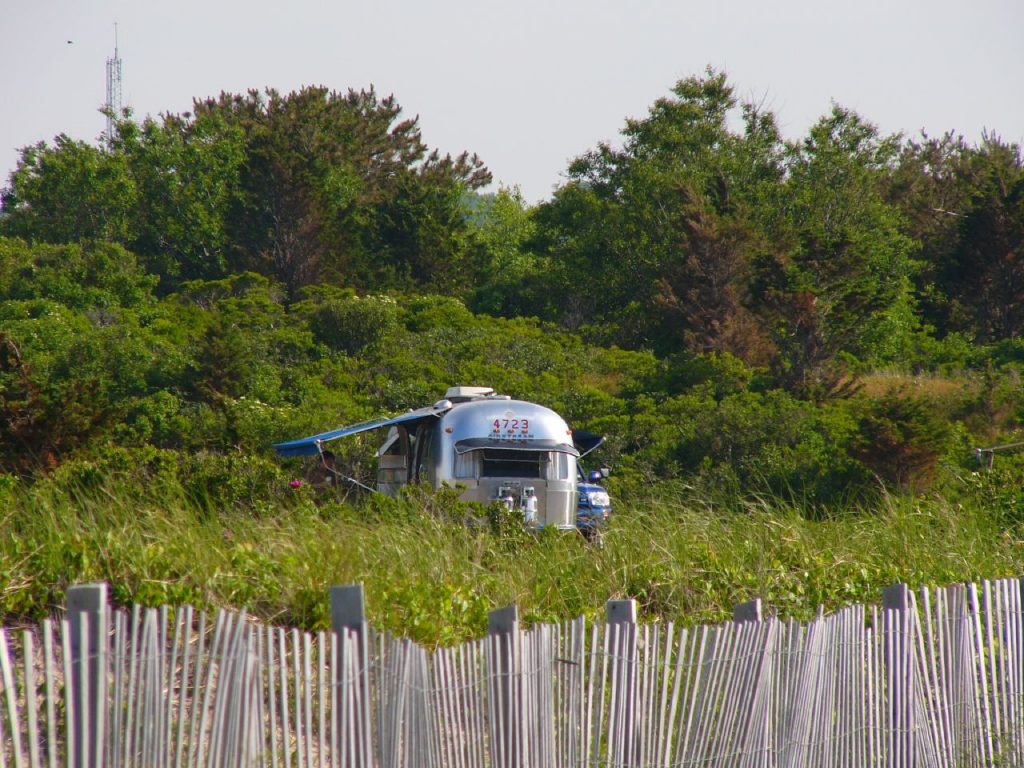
1, 72, 1024, 639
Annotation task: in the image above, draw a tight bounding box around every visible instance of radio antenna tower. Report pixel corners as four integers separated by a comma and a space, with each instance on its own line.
105, 23, 123, 144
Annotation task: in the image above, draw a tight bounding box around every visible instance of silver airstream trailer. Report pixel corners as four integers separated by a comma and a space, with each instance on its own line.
273, 387, 592, 529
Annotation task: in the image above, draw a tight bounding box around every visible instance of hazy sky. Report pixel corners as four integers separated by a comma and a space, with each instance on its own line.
2, 0, 1022, 203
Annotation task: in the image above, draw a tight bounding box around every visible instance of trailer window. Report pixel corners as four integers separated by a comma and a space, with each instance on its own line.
480, 449, 544, 478
546, 451, 574, 481
453, 450, 479, 478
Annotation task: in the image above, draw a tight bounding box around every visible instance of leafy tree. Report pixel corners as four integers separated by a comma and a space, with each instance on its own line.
648, 188, 769, 361
0, 237, 156, 309
2, 87, 490, 297
885, 132, 975, 335
465, 187, 548, 316
192, 86, 490, 294
466, 188, 537, 272
886, 132, 1024, 348
0, 135, 136, 244
750, 107, 918, 399
939, 136, 1024, 342
111, 111, 247, 286
531, 69, 784, 357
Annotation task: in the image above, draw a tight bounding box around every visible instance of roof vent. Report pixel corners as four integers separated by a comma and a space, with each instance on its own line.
444, 386, 496, 402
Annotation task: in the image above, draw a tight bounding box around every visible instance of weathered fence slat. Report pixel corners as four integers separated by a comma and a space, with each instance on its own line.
23, 630, 41, 768
123, 605, 140, 768
173, 605, 193, 768
59, 619, 73, 768
0, 628, 25, 768
0, 632, 10, 768
42, 620, 57, 768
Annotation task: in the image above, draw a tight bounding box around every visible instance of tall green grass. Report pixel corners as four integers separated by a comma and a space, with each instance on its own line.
2, 473, 1023, 646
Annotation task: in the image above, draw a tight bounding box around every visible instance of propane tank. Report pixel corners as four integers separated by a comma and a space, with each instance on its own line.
522, 486, 538, 527
497, 486, 515, 514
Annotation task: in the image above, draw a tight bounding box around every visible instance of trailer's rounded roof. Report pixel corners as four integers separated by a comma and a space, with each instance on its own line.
440, 398, 573, 447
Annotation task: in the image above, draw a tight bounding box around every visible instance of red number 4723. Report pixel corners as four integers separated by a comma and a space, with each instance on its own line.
492, 418, 529, 434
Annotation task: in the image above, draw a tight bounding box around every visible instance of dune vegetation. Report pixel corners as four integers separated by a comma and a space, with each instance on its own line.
2, 70, 1023, 644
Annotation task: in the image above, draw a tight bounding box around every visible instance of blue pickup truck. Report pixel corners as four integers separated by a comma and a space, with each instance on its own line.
576, 469, 611, 541
572, 430, 611, 541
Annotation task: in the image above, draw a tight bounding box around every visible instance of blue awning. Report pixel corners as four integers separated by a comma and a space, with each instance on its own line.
273, 406, 448, 458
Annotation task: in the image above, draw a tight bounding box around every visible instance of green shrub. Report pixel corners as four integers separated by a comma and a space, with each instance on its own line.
297, 288, 402, 355
848, 388, 951, 490
178, 451, 289, 513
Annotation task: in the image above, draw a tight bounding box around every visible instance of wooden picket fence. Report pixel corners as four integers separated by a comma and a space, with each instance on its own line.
0, 577, 1023, 767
